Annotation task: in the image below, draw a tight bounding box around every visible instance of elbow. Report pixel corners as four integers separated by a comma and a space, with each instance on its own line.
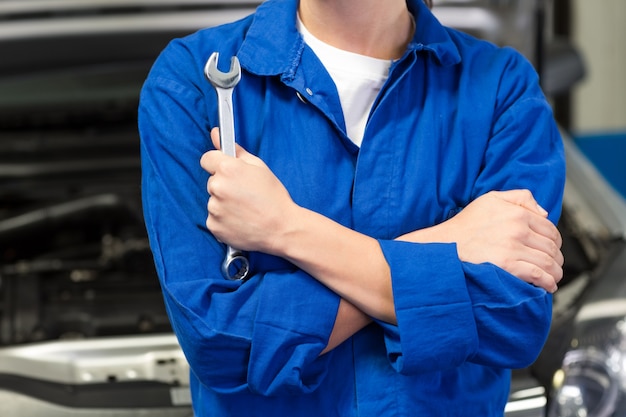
512, 307, 553, 368
472, 292, 552, 369
179, 327, 332, 397
512, 292, 553, 368
246, 331, 332, 396
176, 327, 252, 394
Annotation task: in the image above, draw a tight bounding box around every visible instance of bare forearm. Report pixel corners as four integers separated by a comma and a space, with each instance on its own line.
397, 190, 564, 292
321, 298, 372, 355
276, 206, 396, 324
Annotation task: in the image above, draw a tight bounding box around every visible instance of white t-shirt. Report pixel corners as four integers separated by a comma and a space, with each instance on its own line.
297, 18, 392, 147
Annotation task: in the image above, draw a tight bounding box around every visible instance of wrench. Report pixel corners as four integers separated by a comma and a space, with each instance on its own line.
204, 52, 250, 281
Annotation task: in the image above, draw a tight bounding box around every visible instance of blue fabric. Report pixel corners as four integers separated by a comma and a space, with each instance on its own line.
138, 0, 565, 415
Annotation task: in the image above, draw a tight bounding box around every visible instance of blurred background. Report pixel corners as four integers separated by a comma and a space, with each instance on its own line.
564, 0, 626, 200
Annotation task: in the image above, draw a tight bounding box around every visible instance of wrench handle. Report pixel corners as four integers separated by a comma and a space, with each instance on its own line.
214, 88, 250, 281
216, 88, 237, 158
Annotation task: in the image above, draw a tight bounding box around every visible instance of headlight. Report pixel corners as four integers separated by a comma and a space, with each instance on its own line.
548, 319, 626, 417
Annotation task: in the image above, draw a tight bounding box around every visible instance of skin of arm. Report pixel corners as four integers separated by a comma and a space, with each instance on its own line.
201, 129, 564, 352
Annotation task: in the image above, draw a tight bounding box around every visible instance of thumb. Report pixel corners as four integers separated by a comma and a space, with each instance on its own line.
493, 189, 549, 217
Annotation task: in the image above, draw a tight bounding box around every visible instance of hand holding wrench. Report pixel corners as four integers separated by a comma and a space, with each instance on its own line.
204, 52, 250, 281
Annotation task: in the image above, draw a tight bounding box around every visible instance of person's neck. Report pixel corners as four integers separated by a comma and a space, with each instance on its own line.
298, 0, 414, 60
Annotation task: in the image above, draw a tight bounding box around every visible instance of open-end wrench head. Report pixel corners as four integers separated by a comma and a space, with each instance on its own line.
204, 52, 241, 89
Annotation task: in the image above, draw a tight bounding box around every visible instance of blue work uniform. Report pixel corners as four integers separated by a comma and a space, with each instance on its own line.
138, 0, 565, 415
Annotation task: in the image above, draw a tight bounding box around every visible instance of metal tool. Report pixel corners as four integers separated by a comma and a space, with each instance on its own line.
204, 52, 250, 281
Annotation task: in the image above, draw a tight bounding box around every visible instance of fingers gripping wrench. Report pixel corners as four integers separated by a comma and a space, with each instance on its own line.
204, 52, 250, 281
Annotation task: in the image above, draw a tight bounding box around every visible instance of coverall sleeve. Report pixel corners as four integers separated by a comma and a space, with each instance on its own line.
376, 48, 565, 375
138, 40, 340, 396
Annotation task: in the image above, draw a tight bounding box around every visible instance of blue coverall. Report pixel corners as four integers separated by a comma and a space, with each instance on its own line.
138, 0, 566, 415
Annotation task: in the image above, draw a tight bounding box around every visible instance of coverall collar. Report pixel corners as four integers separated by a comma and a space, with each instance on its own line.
237, 0, 462, 78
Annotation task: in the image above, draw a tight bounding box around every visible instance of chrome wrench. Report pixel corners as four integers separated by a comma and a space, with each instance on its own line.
204, 52, 250, 281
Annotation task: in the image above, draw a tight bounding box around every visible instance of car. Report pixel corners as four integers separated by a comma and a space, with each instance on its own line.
1, 1, 623, 416
542, 132, 626, 417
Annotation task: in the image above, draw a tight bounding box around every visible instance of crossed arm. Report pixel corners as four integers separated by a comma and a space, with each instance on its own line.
201, 128, 564, 353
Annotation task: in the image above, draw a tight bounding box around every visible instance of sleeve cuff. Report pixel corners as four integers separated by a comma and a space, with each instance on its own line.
377, 240, 478, 374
